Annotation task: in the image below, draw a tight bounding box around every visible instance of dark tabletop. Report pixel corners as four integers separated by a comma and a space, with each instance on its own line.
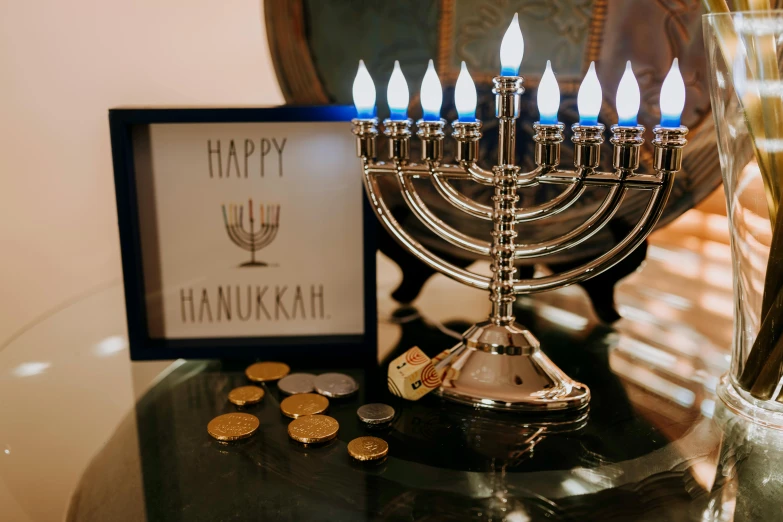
65, 291, 783, 522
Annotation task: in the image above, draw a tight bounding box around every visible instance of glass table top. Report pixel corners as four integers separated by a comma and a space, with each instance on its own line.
1, 246, 781, 522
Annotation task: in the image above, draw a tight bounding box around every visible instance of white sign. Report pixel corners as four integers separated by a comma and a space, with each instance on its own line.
134, 121, 365, 339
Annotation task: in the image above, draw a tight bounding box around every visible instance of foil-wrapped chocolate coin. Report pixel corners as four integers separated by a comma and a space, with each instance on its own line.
228, 385, 265, 406
347, 436, 388, 461
277, 373, 316, 395
357, 403, 395, 425
314, 372, 359, 398
245, 362, 290, 382
280, 393, 329, 418
207, 413, 260, 441
287, 415, 339, 444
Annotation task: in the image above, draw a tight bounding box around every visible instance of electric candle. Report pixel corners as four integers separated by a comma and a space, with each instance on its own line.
500, 13, 524, 77
420, 59, 443, 121
352, 60, 376, 119
455, 61, 477, 122
660, 58, 685, 128
387, 60, 410, 120
537, 60, 560, 125
577, 62, 602, 126
616, 61, 641, 127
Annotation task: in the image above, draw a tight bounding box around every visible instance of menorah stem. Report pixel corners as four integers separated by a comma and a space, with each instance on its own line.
494, 76, 522, 166
488, 76, 523, 325
250, 217, 256, 264
489, 168, 518, 325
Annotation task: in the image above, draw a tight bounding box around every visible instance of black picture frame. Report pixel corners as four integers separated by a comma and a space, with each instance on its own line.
109, 106, 377, 364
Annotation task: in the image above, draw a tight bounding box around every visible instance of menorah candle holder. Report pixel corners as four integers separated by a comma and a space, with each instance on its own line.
222, 201, 280, 267
352, 74, 688, 412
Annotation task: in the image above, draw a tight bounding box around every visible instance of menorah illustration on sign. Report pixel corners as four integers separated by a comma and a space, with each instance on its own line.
221, 199, 280, 267
350, 15, 689, 412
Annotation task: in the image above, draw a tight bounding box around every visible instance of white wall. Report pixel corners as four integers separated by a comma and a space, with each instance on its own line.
0, 0, 284, 346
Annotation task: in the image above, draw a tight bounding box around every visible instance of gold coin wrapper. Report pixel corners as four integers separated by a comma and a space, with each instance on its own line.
228, 386, 265, 406
347, 436, 389, 462
280, 393, 329, 419
387, 347, 457, 401
245, 361, 290, 382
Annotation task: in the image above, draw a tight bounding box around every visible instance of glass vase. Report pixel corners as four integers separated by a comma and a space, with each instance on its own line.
704, 11, 783, 429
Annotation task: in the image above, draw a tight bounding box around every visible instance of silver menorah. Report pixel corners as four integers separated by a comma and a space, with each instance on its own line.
351, 76, 689, 412
221, 201, 280, 267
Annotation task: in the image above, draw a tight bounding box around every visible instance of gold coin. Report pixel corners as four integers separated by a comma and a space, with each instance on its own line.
347, 436, 389, 462
287, 415, 339, 444
280, 393, 329, 419
228, 385, 265, 406
207, 413, 260, 441
246, 362, 290, 382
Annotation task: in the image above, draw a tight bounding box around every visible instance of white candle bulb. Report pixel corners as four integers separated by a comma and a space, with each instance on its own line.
455, 61, 477, 122
420, 59, 443, 121
537, 60, 560, 125
352, 60, 376, 119
500, 13, 524, 76
578, 61, 602, 126
616, 60, 641, 126
660, 58, 685, 127
387, 60, 410, 120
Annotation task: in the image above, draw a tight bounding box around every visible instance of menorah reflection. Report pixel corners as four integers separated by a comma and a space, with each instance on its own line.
221, 199, 280, 267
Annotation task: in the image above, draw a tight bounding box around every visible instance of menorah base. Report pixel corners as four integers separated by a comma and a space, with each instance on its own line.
435, 322, 590, 412
239, 261, 269, 267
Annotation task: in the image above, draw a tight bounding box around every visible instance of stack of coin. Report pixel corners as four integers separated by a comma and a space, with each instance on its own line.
314, 373, 359, 398
209, 363, 367, 448
287, 415, 339, 444
280, 393, 329, 419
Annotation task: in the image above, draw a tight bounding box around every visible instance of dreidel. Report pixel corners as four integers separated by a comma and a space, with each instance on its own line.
387, 345, 461, 401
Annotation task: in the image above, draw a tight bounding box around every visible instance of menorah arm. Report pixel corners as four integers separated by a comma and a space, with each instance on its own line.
367, 160, 478, 180
513, 167, 587, 221
368, 160, 494, 185
228, 224, 256, 246
227, 223, 271, 251
225, 225, 257, 251
460, 160, 494, 185
514, 180, 626, 259
362, 158, 491, 290
512, 170, 675, 294
397, 161, 491, 256
252, 224, 275, 246
256, 225, 279, 249
429, 165, 586, 223
430, 174, 493, 219
538, 170, 664, 189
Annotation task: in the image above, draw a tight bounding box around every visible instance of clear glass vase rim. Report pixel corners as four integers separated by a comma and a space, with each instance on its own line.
703, 9, 783, 19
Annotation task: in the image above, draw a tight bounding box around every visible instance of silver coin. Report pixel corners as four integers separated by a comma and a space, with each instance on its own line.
357, 403, 395, 425
314, 373, 359, 398
277, 373, 316, 395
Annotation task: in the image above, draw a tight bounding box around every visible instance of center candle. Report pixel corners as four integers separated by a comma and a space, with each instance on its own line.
499, 13, 524, 77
